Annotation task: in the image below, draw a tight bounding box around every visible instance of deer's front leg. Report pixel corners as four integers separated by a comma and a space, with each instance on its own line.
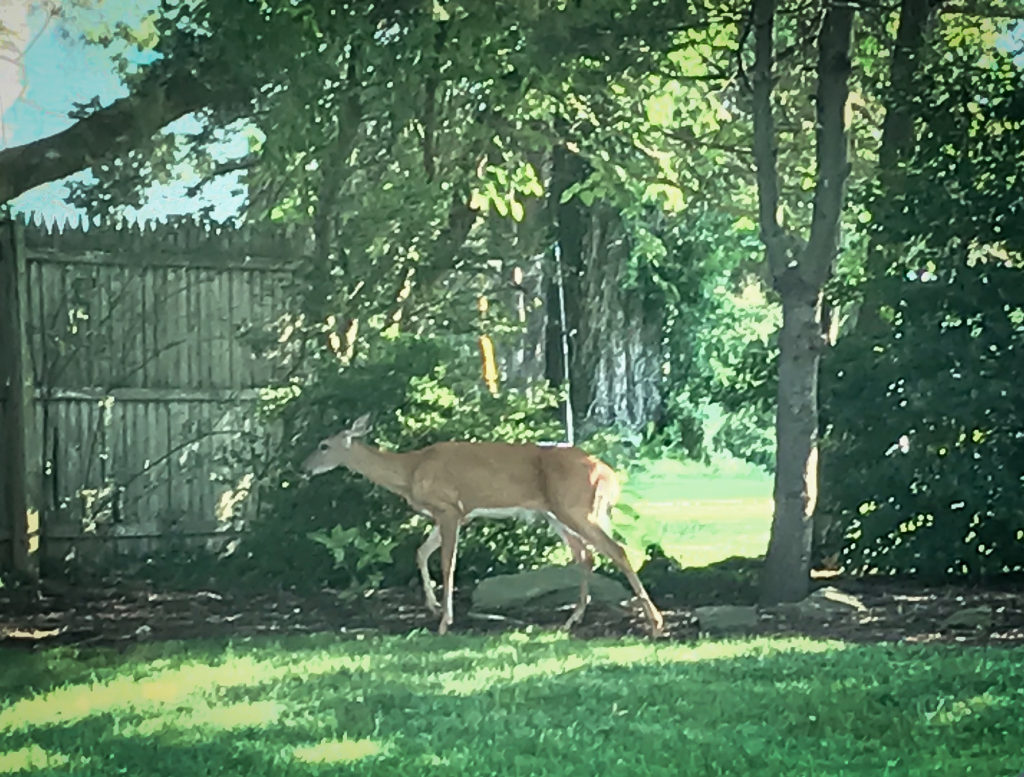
437, 518, 460, 635
416, 525, 442, 615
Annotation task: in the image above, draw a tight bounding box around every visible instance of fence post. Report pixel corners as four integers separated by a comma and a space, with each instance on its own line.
0, 220, 41, 579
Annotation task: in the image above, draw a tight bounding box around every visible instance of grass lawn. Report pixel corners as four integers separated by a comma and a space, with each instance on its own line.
618, 457, 773, 567
2, 632, 1022, 776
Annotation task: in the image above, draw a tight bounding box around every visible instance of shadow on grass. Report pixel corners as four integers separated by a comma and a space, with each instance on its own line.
634, 550, 763, 606
2, 632, 1023, 776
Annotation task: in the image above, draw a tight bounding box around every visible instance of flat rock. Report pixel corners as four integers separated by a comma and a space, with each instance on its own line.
940, 606, 993, 630
772, 586, 869, 622
471, 566, 629, 612
694, 605, 759, 632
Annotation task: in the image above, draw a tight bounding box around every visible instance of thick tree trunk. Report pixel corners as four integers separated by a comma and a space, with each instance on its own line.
878, 0, 943, 179
761, 277, 825, 601
544, 146, 663, 433
546, 145, 587, 396
574, 206, 663, 432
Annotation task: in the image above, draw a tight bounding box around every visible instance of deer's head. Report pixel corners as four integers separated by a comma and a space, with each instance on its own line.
302, 413, 372, 475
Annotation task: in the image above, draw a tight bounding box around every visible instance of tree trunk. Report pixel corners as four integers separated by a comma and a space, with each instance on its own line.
546, 144, 587, 397
751, 0, 854, 604
505, 152, 551, 388
545, 146, 664, 433
878, 0, 942, 179
574, 206, 663, 432
761, 275, 824, 601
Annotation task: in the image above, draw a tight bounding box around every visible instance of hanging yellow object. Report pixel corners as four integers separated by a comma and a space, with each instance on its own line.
478, 334, 499, 395
476, 295, 498, 394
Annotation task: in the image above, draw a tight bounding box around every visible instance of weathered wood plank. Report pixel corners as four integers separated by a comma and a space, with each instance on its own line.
23, 247, 298, 272
156, 400, 174, 533
227, 269, 239, 388
121, 399, 145, 530
33, 387, 261, 401
95, 265, 113, 387
140, 261, 152, 386
144, 401, 163, 533
0, 221, 42, 574
214, 271, 231, 389
166, 398, 188, 530
251, 271, 269, 385
237, 271, 254, 386
202, 270, 217, 389
152, 266, 168, 388
27, 259, 45, 385
126, 265, 146, 388
41, 261, 63, 386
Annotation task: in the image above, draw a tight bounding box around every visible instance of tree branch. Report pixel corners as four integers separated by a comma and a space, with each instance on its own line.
803, 1, 855, 289
941, 0, 1024, 16
0, 61, 246, 204
184, 155, 260, 197
750, 0, 792, 279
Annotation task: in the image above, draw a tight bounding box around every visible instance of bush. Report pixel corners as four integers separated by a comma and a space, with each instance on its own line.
225, 333, 567, 593
820, 265, 1024, 580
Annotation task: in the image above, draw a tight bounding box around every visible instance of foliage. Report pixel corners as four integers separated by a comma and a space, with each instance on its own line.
59, 0, 777, 446
820, 29, 1024, 579
3, 633, 1024, 776
19, 0, 1024, 595
649, 209, 778, 468
822, 262, 1024, 579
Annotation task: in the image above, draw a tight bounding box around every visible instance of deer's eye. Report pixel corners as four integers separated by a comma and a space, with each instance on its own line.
319, 443, 329, 451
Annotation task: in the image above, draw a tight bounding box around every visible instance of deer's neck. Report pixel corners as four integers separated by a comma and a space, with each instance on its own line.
342, 442, 417, 499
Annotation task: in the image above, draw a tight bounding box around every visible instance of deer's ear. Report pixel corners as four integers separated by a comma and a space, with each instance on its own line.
350, 413, 372, 436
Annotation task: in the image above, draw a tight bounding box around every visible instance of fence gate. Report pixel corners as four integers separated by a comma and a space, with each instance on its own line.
0, 217, 301, 575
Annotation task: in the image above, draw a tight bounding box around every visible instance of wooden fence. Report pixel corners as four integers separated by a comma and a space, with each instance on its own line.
0, 217, 303, 574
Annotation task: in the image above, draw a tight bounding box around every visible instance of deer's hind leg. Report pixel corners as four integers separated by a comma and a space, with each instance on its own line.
549, 491, 663, 637
435, 513, 461, 635
577, 523, 663, 637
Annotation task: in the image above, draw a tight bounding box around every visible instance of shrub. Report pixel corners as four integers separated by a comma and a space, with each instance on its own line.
226, 333, 567, 592
820, 266, 1024, 579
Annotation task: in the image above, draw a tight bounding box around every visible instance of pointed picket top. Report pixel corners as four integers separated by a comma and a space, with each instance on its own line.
14, 207, 300, 268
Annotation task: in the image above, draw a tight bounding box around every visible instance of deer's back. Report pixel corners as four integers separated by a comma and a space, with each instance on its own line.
408, 441, 617, 514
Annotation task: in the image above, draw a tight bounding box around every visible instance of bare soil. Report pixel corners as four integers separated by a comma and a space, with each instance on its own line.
2, 575, 1023, 650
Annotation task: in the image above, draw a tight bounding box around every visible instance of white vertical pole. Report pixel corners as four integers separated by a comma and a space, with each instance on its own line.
553, 243, 574, 446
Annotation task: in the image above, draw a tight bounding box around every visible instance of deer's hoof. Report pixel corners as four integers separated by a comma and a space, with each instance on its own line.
650, 616, 666, 638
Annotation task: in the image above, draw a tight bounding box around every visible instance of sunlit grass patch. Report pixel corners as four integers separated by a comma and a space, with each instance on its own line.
133, 700, 284, 739
0, 745, 70, 773
621, 458, 772, 566
293, 738, 386, 763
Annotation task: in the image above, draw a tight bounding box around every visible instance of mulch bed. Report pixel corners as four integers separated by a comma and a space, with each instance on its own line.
2, 576, 1023, 650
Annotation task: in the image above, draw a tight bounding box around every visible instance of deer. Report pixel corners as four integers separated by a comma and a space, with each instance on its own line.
301, 414, 664, 637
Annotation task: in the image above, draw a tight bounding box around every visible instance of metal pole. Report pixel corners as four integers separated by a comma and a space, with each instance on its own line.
553, 243, 574, 446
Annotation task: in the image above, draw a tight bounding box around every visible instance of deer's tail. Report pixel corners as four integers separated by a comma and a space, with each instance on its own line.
592, 466, 620, 535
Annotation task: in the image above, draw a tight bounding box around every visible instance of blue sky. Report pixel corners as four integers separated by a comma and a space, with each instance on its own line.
1, 1, 245, 225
